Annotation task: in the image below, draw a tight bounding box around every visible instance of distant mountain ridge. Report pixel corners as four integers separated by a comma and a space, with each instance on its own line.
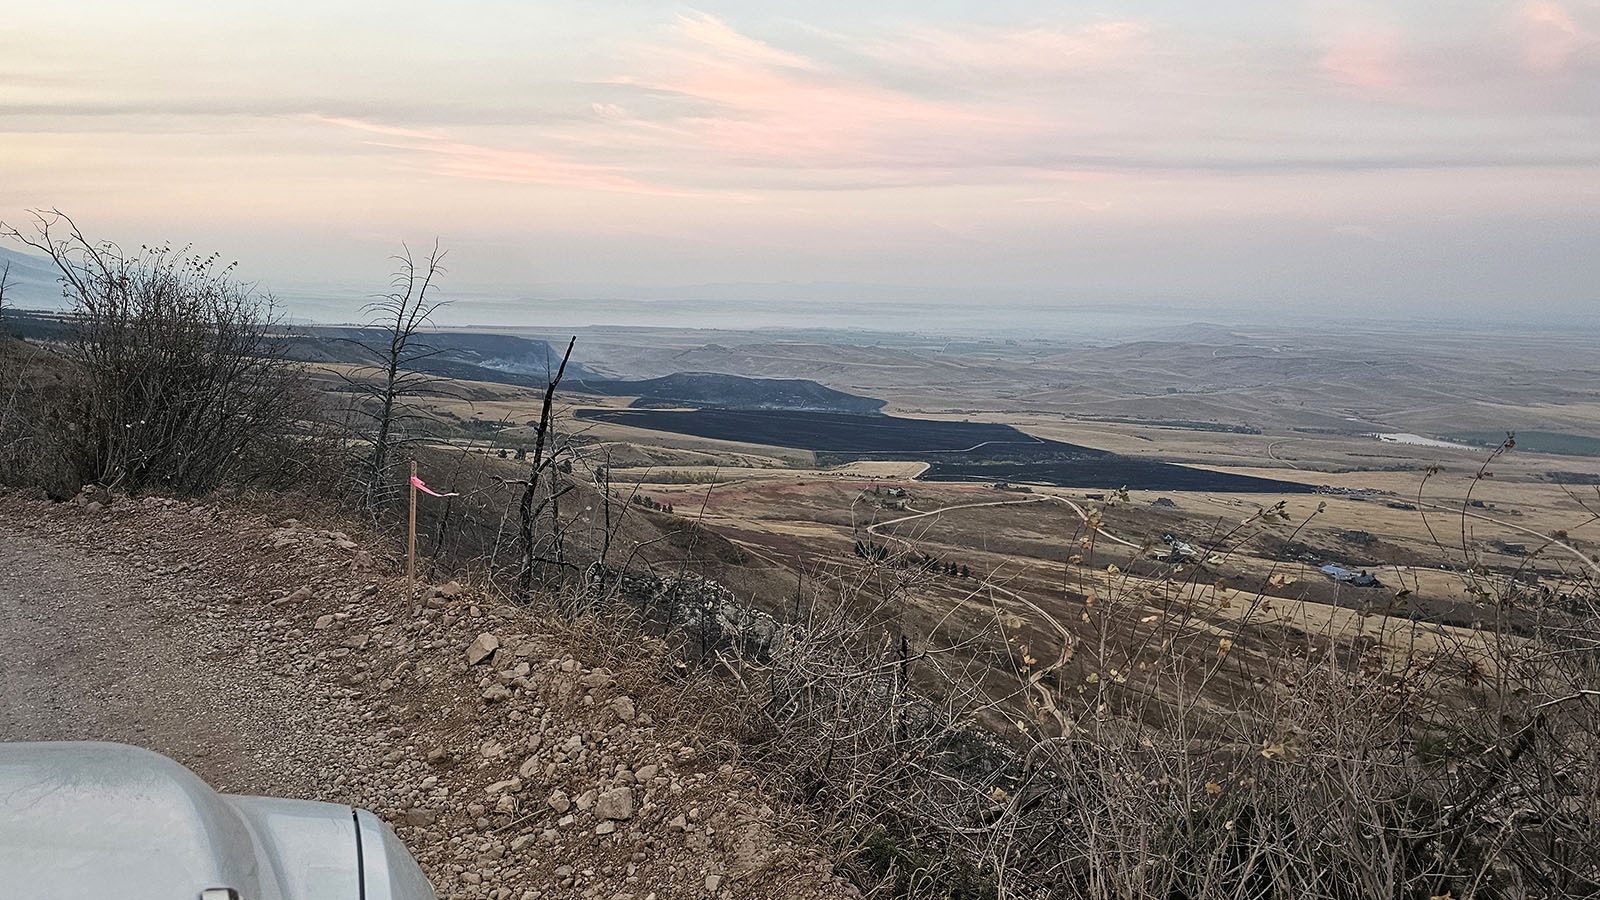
279, 326, 601, 383
282, 327, 882, 414
0, 247, 66, 310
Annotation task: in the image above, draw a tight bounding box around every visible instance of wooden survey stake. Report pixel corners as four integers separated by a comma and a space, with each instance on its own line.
407, 459, 418, 601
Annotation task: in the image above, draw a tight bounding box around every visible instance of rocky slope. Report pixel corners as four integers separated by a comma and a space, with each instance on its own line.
0, 488, 854, 900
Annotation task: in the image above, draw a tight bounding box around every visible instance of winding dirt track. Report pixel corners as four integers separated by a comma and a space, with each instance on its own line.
867, 493, 1143, 549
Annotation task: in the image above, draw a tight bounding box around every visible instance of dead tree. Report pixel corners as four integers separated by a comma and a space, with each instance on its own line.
340, 242, 449, 509
515, 336, 576, 597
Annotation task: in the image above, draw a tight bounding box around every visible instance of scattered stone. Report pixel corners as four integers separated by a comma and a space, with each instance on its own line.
403, 808, 438, 827
76, 485, 113, 507
467, 633, 500, 665
486, 777, 523, 795
270, 586, 314, 607
595, 788, 634, 821
547, 790, 572, 814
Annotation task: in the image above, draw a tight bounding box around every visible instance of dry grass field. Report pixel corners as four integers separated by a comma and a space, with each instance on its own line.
360, 323, 1599, 739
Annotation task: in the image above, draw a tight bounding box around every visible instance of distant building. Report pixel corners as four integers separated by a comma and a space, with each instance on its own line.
1321, 565, 1381, 587
1159, 533, 1200, 561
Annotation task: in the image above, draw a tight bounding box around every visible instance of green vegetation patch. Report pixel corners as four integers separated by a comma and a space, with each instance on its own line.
1448, 431, 1600, 457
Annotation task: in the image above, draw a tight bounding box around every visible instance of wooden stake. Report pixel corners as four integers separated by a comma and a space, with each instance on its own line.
408, 459, 418, 601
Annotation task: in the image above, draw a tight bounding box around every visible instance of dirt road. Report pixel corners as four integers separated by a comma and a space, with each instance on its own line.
867, 492, 1144, 549
0, 517, 340, 798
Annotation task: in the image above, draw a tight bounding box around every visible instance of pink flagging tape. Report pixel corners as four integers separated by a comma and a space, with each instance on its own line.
410, 474, 459, 498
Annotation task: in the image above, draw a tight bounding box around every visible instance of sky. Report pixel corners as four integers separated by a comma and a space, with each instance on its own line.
2, 1, 1597, 325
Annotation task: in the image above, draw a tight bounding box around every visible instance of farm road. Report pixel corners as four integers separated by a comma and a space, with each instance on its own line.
1412, 498, 1600, 578
867, 494, 1143, 549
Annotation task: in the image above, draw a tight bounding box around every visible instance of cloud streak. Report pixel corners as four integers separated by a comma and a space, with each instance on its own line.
576, 11, 1600, 189
1517, 0, 1595, 72
307, 114, 700, 196
858, 21, 1150, 74
1, 1, 1595, 312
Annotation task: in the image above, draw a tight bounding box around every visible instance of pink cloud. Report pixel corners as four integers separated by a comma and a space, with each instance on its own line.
309, 114, 694, 196
864, 21, 1150, 73
611, 14, 1035, 168
404, 142, 696, 196
300, 113, 441, 141
1516, 1, 1593, 73
674, 12, 816, 71
1320, 28, 1406, 90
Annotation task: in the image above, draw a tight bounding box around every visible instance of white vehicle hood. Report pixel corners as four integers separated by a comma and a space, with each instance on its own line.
0, 741, 434, 900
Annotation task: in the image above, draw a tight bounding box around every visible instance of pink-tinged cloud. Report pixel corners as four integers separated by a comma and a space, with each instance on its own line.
1516, 1, 1593, 73
674, 12, 816, 71
638, 67, 1010, 162
300, 113, 442, 141
1320, 28, 1406, 90
612, 14, 1035, 168
409, 142, 695, 196
864, 21, 1150, 73
309, 115, 693, 197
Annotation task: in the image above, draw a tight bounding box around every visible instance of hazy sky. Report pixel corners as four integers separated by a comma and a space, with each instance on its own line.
3, 1, 1597, 319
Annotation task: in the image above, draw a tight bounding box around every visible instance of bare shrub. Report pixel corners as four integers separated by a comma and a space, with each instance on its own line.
703, 493, 1600, 899
0, 336, 83, 494
1, 210, 320, 495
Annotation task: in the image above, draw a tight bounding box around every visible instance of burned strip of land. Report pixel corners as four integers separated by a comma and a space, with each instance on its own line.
575, 408, 1315, 493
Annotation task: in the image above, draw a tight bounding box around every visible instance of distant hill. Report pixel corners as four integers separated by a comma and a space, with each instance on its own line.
0, 247, 65, 310
571, 372, 886, 415
1, 312, 884, 414
280, 326, 601, 384
284, 327, 885, 413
